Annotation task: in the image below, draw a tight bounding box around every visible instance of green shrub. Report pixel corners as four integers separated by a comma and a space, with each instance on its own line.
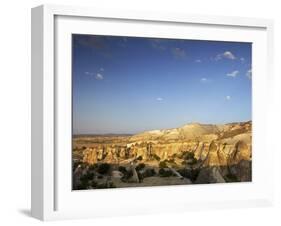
88, 164, 98, 171
73, 161, 88, 171
108, 181, 116, 188
177, 168, 200, 182
91, 180, 98, 188
80, 172, 95, 182
143, 168, 156, 177
225, 173, 240, 182
152, 154, 161, 161
159, 168, 173, 177
72, 161, 81, 171
136, 163, 146, 171
181, 160, 187, 166
182, 151, 195, 160
78, 172, 95, 189
121, 169, 133, 182
137, 172, 144, 183
136, 155, 143, 161
118, 166, 127, 174
97, 163, 111, 175
180, 152, 198, 165
75, 183, 88, 190
96, 183, 106, 189
96, 182, 116, 189
137, 168, 156, 180
159, 161, 168, 168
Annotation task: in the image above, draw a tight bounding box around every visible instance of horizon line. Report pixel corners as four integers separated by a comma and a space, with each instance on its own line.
73, 119, 252, 136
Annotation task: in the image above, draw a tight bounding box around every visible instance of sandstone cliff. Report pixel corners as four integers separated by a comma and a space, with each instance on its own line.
75, 121, 251, 168
73, 121, 252, 189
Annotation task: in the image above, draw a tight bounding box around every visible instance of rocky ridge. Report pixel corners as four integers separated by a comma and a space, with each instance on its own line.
76, 121, 251, 166
72, 121, 252, 189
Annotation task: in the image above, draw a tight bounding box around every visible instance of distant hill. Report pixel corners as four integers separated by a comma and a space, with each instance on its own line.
73, 133, 133, 138
130, 121, 251, 143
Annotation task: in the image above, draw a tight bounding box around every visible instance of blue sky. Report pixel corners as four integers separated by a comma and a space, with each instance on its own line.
72, 35, 252, 134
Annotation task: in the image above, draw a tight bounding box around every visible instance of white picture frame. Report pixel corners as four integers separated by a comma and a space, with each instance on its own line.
31, 4, 274, 221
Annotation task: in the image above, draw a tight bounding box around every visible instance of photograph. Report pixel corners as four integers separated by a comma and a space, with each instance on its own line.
72, 34, 252, 190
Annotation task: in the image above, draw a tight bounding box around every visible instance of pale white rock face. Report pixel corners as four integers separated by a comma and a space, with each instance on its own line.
128, 121, 251, 143
111, 170, 123, 179
147, 130, 162, 134
127, 164, 139, 183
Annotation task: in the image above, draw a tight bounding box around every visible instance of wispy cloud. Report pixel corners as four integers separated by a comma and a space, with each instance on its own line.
246, 69, 252, 79
74, 35, 112, 58
200, 78, 210, 83
195, 59, 202, 63
215, 51, 236, 60
85, 68, 105, 80
171, 47, 186, 59
240, 57, 245, 63
85, 71, 94, 76
156, 97, 163, 101
150, 39, 166, 51
226, 95, 231, 100
226, 70, 239, 78
95, 73, 104, 80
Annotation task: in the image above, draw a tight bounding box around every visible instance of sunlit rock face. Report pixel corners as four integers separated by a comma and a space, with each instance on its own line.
75, 121, 252, 170
228, 141, 251, 165
72, 121, 252, 189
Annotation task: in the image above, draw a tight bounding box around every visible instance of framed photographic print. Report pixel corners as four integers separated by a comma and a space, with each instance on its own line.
71, 34, 253, 189
31, 4, 274, 221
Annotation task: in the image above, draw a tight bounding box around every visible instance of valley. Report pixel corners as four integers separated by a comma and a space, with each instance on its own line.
72, 121, 252, 189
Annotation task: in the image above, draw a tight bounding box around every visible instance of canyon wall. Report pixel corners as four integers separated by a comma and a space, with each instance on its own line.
76, 121, 252, 168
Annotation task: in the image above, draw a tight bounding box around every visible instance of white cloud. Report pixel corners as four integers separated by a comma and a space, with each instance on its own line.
95, 73, 104, 80
195, 59, 201, 63
246, 69, 252, 79
240, 57, 245, 63
171, 47, 186, 59
223, 51, 236, 59
156, 97, 163, 101
85, 71, 94, 76
85, 71, 104, 80
226, 95, 231, 100
215, 51, 236, 60
200, 78, 209, 83
226, 70, 239, 78
150, 39, 166, 51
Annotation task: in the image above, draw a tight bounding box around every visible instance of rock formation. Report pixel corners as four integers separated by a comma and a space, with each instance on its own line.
73, 121, 252, 186
195, 167, 226, 184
